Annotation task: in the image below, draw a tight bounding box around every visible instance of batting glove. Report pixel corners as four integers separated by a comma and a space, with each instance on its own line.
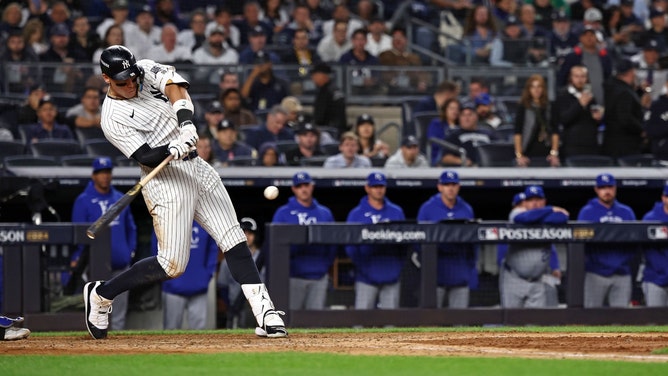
168, 140, 190, 160
178, 121, 199, 148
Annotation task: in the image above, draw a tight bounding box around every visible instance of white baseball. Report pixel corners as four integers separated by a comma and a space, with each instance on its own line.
264, 185, 279, 200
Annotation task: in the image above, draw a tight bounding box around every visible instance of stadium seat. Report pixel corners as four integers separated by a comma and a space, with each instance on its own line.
564, 155, 615, 167
616, 154, 658, 167
74, 127, 106, 146
492, 124, 515, 143
476, 143, 515, 167
115, 156, 138, 167
321, 142, 340, 156
30, 139, 83, 158
412, 111, 439, 155
275, 140, 298, 155
83, 139, 124, 158
4, 155, 59, 168
300, 156, 328, 166
0, 140, 27, 160
60, 154, 99, 167
227, 156, 257, 166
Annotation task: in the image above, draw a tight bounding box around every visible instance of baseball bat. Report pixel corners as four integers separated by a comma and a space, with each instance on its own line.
86, 155, 174, 239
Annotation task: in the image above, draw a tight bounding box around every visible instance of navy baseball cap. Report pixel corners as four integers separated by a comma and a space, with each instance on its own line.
356, 113, 375, 126
293, 171, 313, 186
512, 192, 526, 206
439, 170, 459, 184
217, 119, 235, 131
92, 157, 113, 173
524, 185, 545, 199
596, 173, 616, 187
367, 172, 387, 187
239, 217, 258, 232
401, 135, 419, 147
474, 93, 492, 106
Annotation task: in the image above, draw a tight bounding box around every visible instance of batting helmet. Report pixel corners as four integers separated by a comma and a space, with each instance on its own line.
100, 45, 143, 80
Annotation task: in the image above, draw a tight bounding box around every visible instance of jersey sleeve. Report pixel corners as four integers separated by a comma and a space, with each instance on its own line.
138, 59, 190, 94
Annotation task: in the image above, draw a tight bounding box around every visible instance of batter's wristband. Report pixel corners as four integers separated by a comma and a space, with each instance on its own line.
173, 99, 194, 127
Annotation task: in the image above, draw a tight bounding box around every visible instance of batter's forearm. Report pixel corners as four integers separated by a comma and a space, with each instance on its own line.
131, 143, 170, 167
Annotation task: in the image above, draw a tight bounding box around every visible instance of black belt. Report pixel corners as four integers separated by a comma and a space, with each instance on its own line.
182, 150, 198, 161
503, 262, 540, 283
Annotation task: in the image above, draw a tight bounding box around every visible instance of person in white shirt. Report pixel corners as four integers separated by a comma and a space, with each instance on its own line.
384, 135, 430, 168
125, 6, 162, 59
366, 17, 392, 56
147, 23, 192, 64
317, 20, 352, 63
177, 10, 207, 52
321, 4, 364, 39
95, 0, 137, 42
205, 6, 240, 49
192, 27, 239, 84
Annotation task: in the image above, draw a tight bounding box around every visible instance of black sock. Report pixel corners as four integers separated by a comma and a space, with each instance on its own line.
225, 242, 262, 285
96, 256, 169, 299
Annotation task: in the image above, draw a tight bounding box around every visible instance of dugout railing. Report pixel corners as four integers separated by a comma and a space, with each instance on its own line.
267, 222, 668, 328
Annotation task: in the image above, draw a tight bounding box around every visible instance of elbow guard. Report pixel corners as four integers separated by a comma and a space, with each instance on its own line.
131, 143, 170, 168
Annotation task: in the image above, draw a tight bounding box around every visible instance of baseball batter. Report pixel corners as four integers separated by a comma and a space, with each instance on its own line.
83, 45, 286, 339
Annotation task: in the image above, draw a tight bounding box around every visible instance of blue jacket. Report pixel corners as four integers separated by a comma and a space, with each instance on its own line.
272, 196, 337, 279
417, 194, 477, 287
345, 196, 407, 285
72, 180, 136, 270
642, 202, 668, 286
151, 222, 218, 296
577, 198, 637, 276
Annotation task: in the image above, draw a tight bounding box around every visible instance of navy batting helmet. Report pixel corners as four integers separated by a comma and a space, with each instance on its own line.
100, 45, 143, 80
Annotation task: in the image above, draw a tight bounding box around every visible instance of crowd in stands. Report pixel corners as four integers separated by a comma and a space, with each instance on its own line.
2, 0, 668, 168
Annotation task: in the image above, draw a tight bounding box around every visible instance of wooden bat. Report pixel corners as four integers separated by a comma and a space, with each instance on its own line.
86, 155, 174, 239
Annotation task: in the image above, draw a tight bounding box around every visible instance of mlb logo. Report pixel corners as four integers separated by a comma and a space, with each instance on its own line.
648, 226, 668, 239
478, 227, 498, 240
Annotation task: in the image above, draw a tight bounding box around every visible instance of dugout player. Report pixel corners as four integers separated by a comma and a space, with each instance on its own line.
345, 172, 408, 310
577, 173, 637, 308
83, 45, 286, 339
640, 184, 668, 306
416, 170, 477, 308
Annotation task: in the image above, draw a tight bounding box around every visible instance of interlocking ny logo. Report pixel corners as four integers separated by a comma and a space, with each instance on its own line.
122, 60, 130, 69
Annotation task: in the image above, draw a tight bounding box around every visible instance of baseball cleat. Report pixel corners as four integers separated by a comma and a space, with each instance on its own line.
3, 327, 31, 341
84, 281, 113, 340
255, 310, 288, 338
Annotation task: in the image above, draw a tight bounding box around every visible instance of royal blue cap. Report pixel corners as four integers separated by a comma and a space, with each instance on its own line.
595, 173, 616, 187
367, 172, 387, 186
292, 171, 313, 186
512, 192, 526, 206
439, 170, 459, 184
92, 157, 113, 173
474, 93, 492, 106
524, 185, 545, 199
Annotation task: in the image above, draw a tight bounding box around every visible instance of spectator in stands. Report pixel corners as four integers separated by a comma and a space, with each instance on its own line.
475, 93, 503, 130
607, 2, 644, 57
68, 157, 137, 331
414, 80, 460, 114
205, 6, 240, 49
285, 122, 324, 166
311, 62, 348, 135
125, 5, 162, 59
499, 185, 567, 308
641, 184, 668, 306
305, 0, 331, 21
379, 26, 427, 92
25, 96, 75, 144
417, 170, 477, 308
322, 4, 365, 39
18, 84, 47, 125
221, 88, 257, 128
580, 7, 606, 36
68, 16, 100, 63
461, 77, 511, 124
95, 0, 136, 42
317, 20, 351, 63
22, 18, 48, 56
65, 86, 102, 130
281, 96, 309, 127
602, 59, 646, 158
244, 105, 294, 151
366, 17, 392, 57
35, 0, 71, 33
354, 113, 389, 163
40, 23, 87, 91
492, 0, 518, 27
236, 1, 274, 46
644, 78, 668, 162
558, 26, 613, 105
323, 131, 372, 168
631, 39, 665, 101
280, 27, 322, 65
146, 23, 192, 63
549, 11, 579, 68
239, 25, 281, 64
177, 10, 207, 53
514, 74, 560, 167
460, 4, 497, 65
339, 28, 378, 65
192, 27, 239, 83
271, 171, 337, 310
196, 136, 218, 167
211, 119, 257, 167
533, 0, 556, 30
240, 54, 288, 113
519, 4, 550, 66
640, 8, 668, 53
553, 65, 603, 159
577, 173, 637, 308
427, 97, 460, 165
151, 220, 218, 330
219, 71, 241, 93
277, 4, 322, 47
0, 3, 23, 43
153, 0, 187, 30
257, 142, 282, 166
385, 135, 429, 168
92, 24, 124, 73
442, 103, 496, 167
345, 172, 408, 310
490, 16, 531, 67
202, 101, 225, 139
1, 30, 39, 94
261, 0, 290, 35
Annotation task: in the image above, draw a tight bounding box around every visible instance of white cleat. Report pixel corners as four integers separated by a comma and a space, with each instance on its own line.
83, 281, 113, 339
3, 327, 30, 340
242, 283, 288, 338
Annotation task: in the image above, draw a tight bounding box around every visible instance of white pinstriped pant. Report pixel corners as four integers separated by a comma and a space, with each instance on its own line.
141, 157, 246, 277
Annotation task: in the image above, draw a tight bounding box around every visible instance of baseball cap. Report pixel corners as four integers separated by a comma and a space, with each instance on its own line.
584, 8, 603, 22
111, 0, 129, 10
524, 185, 545, 199
29, 83, 45, 93
206, 26, 225, 38
595, 173, 616, 187
615, 58, 636, 74
281, 96, 303, 113
253, 51, 270, 64
50, 23, 70, 37
37, 95, 55, 108
296, 122, 319, 135
512, 192, 526, 207
650, 7, 665, 19
644, 39, 660, 51
621, 0, 634, 6
439, 170, 459, 184
474, 93, 491, 106
217, 119, 236, 131
367, 172, 387, 187
505, 16, 520, 27
356, 113, 375, 126
311, 62, 332, 75
239, 217, 258, 232
92, 157, 113, 173
292, 171, 313, 186
249, 25, 265, 37
137, 5, 152, 15
552, 10, 568, 22
206, 100, 223, 113
460, 102, 476, 112
402, 135, 419, 147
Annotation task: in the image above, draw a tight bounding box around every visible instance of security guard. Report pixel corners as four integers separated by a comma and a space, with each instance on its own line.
310, 62, 347, 137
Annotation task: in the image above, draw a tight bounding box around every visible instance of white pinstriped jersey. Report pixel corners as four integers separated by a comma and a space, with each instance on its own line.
101, 59, 186, 157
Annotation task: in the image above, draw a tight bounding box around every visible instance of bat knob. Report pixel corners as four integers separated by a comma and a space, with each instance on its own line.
86, 230, 96, 239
